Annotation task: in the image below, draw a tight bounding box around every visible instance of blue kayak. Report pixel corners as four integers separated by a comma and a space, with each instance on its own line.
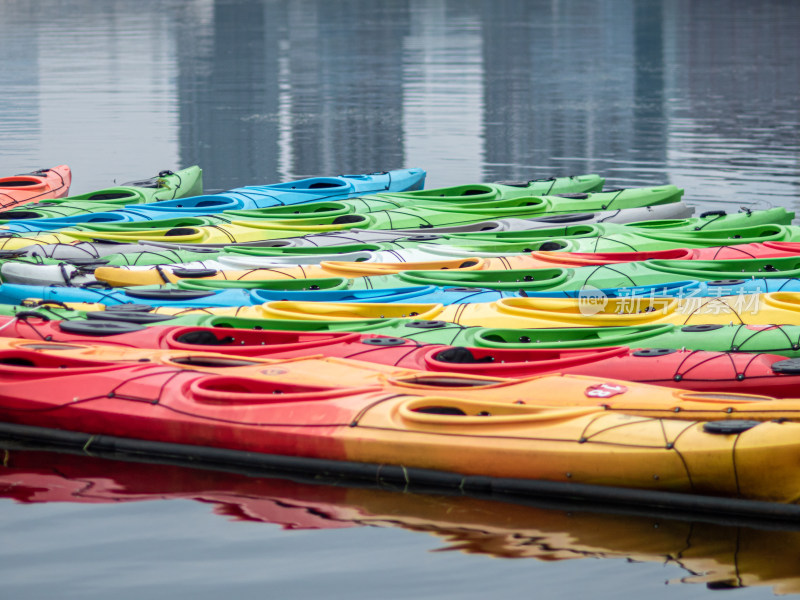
0, 168, 426, 233
0, 282, 513, 308
1, 277, 799, 308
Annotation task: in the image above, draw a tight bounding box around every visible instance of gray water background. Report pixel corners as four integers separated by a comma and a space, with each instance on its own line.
1, 0, 800, 597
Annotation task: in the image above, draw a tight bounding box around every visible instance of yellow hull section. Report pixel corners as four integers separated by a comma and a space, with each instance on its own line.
93, 257, 511, 287
123, 292, 800, 327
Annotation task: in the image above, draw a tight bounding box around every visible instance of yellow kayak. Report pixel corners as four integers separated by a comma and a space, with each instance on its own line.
2, 341, 800, 502
0, 217, 367, 250
93, 257, 496, 287
132, 292, 800, 328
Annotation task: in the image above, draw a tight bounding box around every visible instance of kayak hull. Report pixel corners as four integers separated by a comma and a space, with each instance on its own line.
2, 317, 799, 397
0, 351, 799, 502
0, 166, 72, 211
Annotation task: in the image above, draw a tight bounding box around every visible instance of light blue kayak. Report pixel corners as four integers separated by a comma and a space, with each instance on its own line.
0, 282, 513, 308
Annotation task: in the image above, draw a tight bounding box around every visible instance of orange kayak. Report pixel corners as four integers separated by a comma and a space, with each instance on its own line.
526, 240, 800, 267
1, 348, 800, 502
0, 165, 71, 210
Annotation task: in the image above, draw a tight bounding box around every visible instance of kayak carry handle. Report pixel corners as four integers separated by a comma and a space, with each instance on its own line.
13, 311, 51, 321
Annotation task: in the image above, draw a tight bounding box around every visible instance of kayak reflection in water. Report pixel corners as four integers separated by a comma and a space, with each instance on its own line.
1, 446, 799, 594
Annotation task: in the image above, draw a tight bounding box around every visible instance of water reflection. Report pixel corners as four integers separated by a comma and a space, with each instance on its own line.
2, 446, 800, 595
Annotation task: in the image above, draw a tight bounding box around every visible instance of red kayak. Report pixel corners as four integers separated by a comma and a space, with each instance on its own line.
3, 315, 800, 397
0, 165, 72, 210
527, 241, 800, 267
0, 350, 393, 458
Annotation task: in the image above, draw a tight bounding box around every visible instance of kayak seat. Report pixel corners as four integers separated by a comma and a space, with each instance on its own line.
361, 337, 407, 347
309, 182, 342, 188
124, 289, 218, 301
631, 348, 678, 357
1, 211, 42, 220
86, 311, 176, 324
493, 181, 529, 187
71, 258, 110, 267
171, 268, 219, 278
86, 192, 134, 201
0, 181, 39, 188
434, 347, 494, 364
703, 420, 760, 434
106, 303, 155, 312
332, 215, 367, 225
412, 406, 468, 415
554, 193, 590, 199
58, 319, 147, 336
401, 235, 441, 242
681, 324, 724, 332
175, 330, 236, 346
0, 357, 36, 366
771, 358, 800, 375
533, 214, 595, 224
405, 320, 449, 329
539, 242, 568, 251
170, 356, 264, 367
119, 180, 158, 188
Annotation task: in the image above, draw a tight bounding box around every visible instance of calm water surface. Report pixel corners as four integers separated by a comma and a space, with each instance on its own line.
1, 0, 800, 597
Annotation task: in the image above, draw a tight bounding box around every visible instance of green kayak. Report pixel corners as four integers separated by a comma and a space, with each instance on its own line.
222, 185, 680, 220
417, 221, 799, 254
367, 174, 605, 200
162, 253, 800, 295
48, 216, 797, 269
0, 167, 203, 220
102, 243, 383, 267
